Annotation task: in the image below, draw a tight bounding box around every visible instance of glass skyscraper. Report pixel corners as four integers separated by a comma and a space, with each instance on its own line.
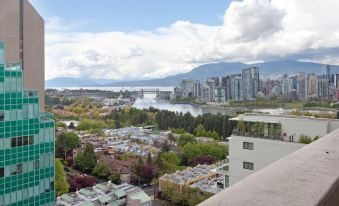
0, 42, 55, 205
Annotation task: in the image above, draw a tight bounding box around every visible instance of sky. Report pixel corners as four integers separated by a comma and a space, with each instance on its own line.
29, 0, 339, 80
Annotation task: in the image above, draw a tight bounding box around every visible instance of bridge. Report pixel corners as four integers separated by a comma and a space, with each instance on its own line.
135, 89, 173, 99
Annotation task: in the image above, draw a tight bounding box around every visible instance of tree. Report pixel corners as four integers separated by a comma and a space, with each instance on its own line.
92, 163, 112, 179
108, 173, 121, 184
189, 155, 216, 167
139, 165, 156, 183
159, 152, 180, 174
182, 142, 228, 165
146, 153, 152, 165
68, 175, 96, 192
195, 124, 220, 140
55, 159, 69, 196
76, 119, 106, 131
56, 132, 81, 159
68, 178, 81, 192
177, 134, 197, 147
57, 122, 67, 128
68, 122, 75, 129
159, 140, 175, 153
170, 128, 186, 134
74, 144, 97, 173
209, 131, 220, 140
195, 124, 206, 137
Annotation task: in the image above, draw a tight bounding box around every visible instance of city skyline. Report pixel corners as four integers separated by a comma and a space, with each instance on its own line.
27, 0, 339, 82
174, 64, 339, 103
2, 1, 339, 206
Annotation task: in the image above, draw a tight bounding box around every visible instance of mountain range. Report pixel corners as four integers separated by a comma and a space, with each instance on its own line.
46, 60, 339, 88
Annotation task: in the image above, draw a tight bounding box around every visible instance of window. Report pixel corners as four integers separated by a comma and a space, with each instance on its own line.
11, 164, 23, 175
29, 136, 34, 145
11, 138, 17, 147
46, 181, 54, 192
34, 160, 39, 170
17, 137, 23, 146
243, 142, 254, 150
23, 136, 29, 145
243, 161, 254, 170
0, 111, 4, 121
17, 164, 23, 174
0, 167, 4, 177
11, 136, 34, 148
50, 181, 54, 191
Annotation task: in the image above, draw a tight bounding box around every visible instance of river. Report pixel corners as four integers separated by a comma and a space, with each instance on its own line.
132, 93, 244, 117
49, 86, 299, 116
50, 86, 241, 116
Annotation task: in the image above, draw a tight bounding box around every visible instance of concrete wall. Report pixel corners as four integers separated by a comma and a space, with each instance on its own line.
329, 120, 339, 133
229, 135, 304, 185
0, 0, 45, 110
23, 0, 45, 109
281, 118, 329, 142
0, 0, 21, 63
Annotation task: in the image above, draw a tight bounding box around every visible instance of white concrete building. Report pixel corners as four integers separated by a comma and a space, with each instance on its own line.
228, 113, 339, 185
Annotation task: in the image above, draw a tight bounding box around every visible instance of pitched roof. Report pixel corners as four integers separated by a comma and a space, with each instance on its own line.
102, 157, 133, 174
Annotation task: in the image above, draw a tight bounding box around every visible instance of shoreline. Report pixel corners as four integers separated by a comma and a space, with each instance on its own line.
170, 101, 247, 110
169, 100, 337, 113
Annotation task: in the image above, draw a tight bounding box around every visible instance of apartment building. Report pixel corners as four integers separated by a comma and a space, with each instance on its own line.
0, 0, 44, 110
242, 67, 260, 100
228, 113, 339, 185
0, 42, 55, 205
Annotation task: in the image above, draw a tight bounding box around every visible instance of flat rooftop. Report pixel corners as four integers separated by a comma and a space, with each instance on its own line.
230, 113, 339, 124
161, 164, 215, 184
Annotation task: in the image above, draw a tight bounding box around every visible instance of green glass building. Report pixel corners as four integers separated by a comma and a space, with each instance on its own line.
0, 42, 55, 205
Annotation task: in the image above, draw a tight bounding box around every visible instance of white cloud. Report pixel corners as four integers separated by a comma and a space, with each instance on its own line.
45, 0, 339, 80
220, 0, 285, 42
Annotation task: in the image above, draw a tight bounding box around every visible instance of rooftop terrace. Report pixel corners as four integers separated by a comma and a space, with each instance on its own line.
230, 113, 339, 123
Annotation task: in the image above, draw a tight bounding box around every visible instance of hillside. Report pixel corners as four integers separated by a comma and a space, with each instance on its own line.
46, 60, 339, 87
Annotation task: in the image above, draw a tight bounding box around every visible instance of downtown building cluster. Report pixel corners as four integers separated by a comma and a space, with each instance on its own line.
175, 65, 339, 103
267, 65, 338, 101
174, 67, 260, 103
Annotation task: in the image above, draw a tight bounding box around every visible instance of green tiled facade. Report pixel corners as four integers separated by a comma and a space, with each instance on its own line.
0, 42, 55, 206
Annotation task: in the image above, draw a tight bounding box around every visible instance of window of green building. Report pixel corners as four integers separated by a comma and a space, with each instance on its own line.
0, 167, 4, 177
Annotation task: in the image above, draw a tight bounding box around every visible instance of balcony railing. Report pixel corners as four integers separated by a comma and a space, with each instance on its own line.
5, 63, 21, 71
232, 130, 283, 141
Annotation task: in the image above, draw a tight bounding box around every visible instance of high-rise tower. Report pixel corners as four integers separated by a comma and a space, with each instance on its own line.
0, 0, 45, 110
0, 42, 55, 205
242, 67, 260, 100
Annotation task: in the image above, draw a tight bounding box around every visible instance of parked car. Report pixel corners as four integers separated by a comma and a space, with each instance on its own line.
139, 184, 148, 188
